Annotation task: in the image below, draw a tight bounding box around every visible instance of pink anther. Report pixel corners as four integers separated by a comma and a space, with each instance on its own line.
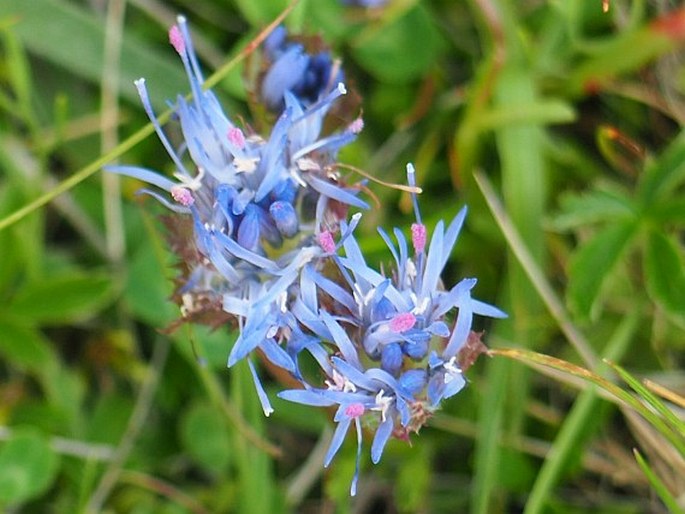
171, 186, 194, 206
168, 25, 185, 55
228, 127, 246, 149
411, 223, 426, 253
389, 312, 416, 333
318, 231, 336, 253
345, 403, 365, 418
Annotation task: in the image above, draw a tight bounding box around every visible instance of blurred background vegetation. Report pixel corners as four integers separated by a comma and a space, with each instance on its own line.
0, 0, 684, 512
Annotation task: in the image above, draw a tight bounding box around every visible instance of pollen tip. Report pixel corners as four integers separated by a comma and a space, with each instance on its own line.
318, 231, 336, 253
411, 223, 426, 253
169, 25, 185, 55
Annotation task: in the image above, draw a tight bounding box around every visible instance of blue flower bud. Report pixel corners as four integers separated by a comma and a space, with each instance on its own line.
402, 331, 429, 360
269, 201, 299, 238
381, 342, 403, 375
399, 369, 427, 396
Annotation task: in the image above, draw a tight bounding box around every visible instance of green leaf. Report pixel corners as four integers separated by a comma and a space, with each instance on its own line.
638, 130, 685, 206
0, 319, 58, 373
567, 221, 638, 320
180, 402, 232, 475
475, 100, 576, 131
8, 272, 114, 324
0, 0, 189, 109
549, 189, 635, 232
644, 230, 685, 318
351, 5, 444, 84
0, 428, 59, 506
124, 241, 177, 326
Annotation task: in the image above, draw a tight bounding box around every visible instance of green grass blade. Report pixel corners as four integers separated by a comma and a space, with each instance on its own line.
523, 314, 640, 514
607, 360, 685, 438
633, 449, 685, 514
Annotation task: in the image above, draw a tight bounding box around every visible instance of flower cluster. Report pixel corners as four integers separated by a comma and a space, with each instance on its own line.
109, 18, 505, 496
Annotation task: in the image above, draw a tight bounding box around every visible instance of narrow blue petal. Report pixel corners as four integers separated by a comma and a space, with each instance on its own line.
262, 46, 309, 109
377, 227, 400, 270
442, 373, 467, 400
434, 278, 477, 319
420, 220, 445, 299
255, 108, 292, 201
299, 265, 319, 312
324, 418, 351, 467
134, 189, 191, 213
350, 418, 363, 496
442, 206, 467, 268
331, 356, 377, 391
443, 293, 474, 359
371, 416, 394, 464
248, 359, 274, 416
278, 388, 337, 407
214, 231, 278, 272
306, 175, 369, 209
471, 299, 508, 319
310, 269, 357, 313
205, 238, 242, 284
237, 204, 261, 250
427, 373, 444, 406
321, 311, 362, 369
395, 395, 410, 426
260, 338, 295, 373
105, 165, 177, 191
227, 324, 269, 367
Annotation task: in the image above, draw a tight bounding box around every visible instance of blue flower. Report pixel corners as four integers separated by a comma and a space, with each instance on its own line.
107, 15, 367, 304
279, 356, 413, 495
261, 26, 344, 111
277, 163, 506, 494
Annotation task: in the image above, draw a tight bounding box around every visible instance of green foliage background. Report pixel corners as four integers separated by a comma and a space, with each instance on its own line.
0, 0, 683, 512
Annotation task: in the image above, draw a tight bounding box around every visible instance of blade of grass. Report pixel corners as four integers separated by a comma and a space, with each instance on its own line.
490, 348, 685, 457
0, 0, 298, 234
643, 379, 685, 409
523, 313, 640, 514
607, 360, 685, 435
633, 449, 685, 514
474, 170, 599, 369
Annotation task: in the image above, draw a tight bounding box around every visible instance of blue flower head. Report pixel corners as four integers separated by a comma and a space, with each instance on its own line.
108, 16, 366, 318
278, 164, 507, 494
108, 16, 505, 497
